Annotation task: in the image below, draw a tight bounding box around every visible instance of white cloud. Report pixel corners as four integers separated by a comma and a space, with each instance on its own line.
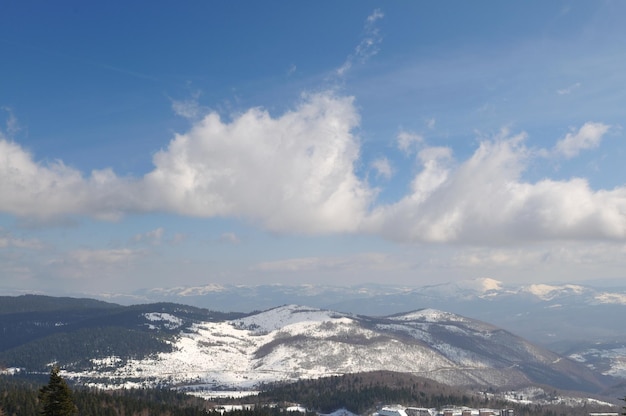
367, 129, 626, 244
336, 9, 384, 77
371, 157, 393, 180
171, 91, 205, 120
0, 92, 373, 234
366, 9, 384, 24
554, 121, 610, 158
0, 139, 136, 221
1, 107, 20, 137
397, 130, 424, 154
143, 92, 373, 234
1, 95, 625, 247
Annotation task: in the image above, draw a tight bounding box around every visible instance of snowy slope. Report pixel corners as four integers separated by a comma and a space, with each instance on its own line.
62, 305, 610, 393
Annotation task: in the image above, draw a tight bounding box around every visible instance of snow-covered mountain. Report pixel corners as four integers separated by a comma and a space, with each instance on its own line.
60, 304, 610, 394
90, 279, 626, 384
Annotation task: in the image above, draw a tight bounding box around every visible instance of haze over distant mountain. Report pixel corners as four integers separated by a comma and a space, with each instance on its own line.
0, 296, 617, 396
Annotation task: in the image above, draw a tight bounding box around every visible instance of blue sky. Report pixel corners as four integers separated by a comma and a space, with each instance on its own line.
1, 1, 625, 296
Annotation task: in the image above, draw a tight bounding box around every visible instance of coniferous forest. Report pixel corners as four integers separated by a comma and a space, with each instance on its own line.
2, 371, 619, 416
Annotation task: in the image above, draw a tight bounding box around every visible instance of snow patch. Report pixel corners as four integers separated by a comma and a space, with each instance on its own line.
525, 284, 585, 300
390, 309, 466, 323
594, 292, 626, 305
143, 312, 183, 329
233, 305, 350, 333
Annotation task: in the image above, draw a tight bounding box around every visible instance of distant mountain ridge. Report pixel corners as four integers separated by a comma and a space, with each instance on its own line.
92, 278, 626, 379
0, 296, 616, 396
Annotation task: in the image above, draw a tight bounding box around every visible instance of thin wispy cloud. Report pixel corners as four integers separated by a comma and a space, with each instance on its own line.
1, 107, 20, 137
171, 91, 206, 120
557, 82, 581, 95
397, 131, 424, 155
336, 9, 384, 77
371, 157, 393, 180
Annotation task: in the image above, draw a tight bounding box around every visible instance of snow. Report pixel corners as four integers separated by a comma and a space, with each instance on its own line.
594, 292, 626, 305
390, 308, 466, 323
56, 302, 612, 394
233, 305, 350, 333
377, 406, 409, 416
91, 356, 123, 367
524, 284, 585, 300
143, 312, 184, 329
321, 409, 360, 416
0, 367, 22, 375
184, 390, 259, 400
286, 405, 308, 412
569, 346, 626, 378
63, 305, 467, 389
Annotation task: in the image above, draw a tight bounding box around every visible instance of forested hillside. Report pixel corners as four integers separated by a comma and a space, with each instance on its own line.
0, 295, 246, 371
0, 375, 210, 415
1, 371, 619, 416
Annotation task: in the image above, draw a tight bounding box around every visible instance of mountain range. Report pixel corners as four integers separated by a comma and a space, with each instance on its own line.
90, 277, 625, 380
0, 294, 620, 398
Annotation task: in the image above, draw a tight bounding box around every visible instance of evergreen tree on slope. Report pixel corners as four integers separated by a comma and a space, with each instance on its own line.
38, 366, 77, 415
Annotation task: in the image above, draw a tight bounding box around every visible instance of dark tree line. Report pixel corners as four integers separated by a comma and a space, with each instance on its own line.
1, 370, 622, 416
1, 372, 209, 416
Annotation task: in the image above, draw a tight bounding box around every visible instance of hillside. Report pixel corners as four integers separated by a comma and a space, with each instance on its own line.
0, 297, 614, 395
122, 278, 626, 379
0, 295, 246, 369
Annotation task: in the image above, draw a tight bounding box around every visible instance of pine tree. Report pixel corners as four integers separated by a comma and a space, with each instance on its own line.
38, 366, 78, 415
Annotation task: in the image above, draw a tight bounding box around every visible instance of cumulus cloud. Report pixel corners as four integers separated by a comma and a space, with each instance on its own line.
367, 130, 626, 244
0, 138, 141, 221
1, 93, 625, 246
143, 92, 373, 234
554, 121, 610, 158
0, 92, 373, 234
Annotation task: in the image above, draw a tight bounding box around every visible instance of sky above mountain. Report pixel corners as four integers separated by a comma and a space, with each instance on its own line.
1, 1, 625, 295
